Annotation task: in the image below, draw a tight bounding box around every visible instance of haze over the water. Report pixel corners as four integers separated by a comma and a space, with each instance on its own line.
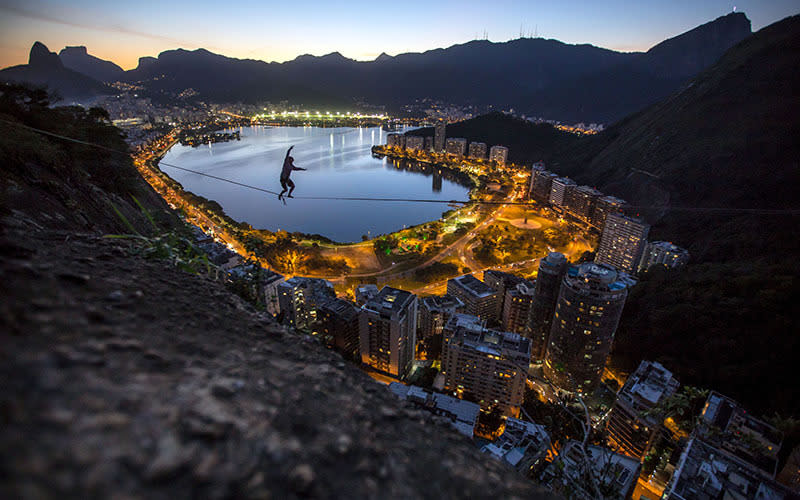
161, 126, 471, 242
1, 0, 797, 69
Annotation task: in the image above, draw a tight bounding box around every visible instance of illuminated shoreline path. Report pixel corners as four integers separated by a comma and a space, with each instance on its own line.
253, 110, 388, 121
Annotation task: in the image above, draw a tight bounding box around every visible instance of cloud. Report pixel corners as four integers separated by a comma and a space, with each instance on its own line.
0, 3, 209, 49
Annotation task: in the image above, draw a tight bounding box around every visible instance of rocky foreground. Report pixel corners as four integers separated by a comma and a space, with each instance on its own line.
0, 226, 552, 499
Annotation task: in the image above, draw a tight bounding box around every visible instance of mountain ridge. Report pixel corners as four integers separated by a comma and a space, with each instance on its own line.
0, 41, 109, 99
1, 13, 753, 123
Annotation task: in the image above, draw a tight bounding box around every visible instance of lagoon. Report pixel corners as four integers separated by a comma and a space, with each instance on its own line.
160, 126, 471, 242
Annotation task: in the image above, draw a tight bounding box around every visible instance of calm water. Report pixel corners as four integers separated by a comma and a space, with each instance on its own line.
161, 126, 470, 242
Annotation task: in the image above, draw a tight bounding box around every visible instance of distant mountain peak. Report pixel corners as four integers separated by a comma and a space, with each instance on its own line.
321, 51, 348, 61
137, 56, 157, 69
29, 42, 63, 69
58, 45, 124, 83
61, 46, 88, 55
375, 52, 392, 62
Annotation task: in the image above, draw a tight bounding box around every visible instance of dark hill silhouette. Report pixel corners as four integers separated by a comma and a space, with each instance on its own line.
119, 13, 748, 121
522, 12, 753, 123
59, 46, 124, 83
123, 47, 348, 106
278, 38, 631, 109
0, 42, 109, 99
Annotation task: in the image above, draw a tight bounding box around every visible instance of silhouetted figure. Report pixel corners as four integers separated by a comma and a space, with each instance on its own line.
278, 145, 306, 199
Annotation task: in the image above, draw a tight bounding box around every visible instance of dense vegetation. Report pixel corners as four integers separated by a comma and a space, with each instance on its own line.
0, 83, 173, 234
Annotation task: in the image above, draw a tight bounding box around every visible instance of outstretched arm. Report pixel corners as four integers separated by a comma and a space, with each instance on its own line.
292, 166, 306, 171
285, 145, 294, 159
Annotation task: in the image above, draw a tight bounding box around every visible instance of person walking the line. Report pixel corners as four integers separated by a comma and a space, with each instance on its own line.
279, 145, 306, 199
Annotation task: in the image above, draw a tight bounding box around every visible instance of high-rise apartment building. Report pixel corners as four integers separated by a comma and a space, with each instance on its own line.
530, 170, 558, 203
596, 213, 650, 274
417, 294, 464, 360
445, 137, 467, 157
447, 274, 498, 323
526, 252, 568, 361
638, 241, 690, 273
359, 286, 417, 378
592, 195, 627, 229
468, 141, 487, 160
566, 185, 602, 223
549, 177, 577, 207
434, 122, 446, 152
484, 270, 526, 321
442, 314, 530, 416
502, 282, 536, 335
317, 298, 360, 361
543, 262, 632, 393
489, 145, 509, 166
277, 277, 336, 330
606, 360, 680, 459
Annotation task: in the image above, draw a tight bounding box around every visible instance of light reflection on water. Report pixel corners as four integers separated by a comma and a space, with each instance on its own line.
161, 126, 470, 242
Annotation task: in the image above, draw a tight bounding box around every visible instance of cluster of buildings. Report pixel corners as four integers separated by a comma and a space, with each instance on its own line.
269, 255, 798, 498
530, 162, 689, 275
195, 227, 798, 498
385, 123, 510, 166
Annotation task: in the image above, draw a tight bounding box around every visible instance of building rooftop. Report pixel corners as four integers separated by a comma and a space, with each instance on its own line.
389, 383, 480, 437
280, 276, 334, 291
552, 177, 576, 186
420, 294, 464, 312
227, 264, 284, 285
697, 391, 783, 476
575, 185, 602, 196
318, 297, 359, 321
363, 286, 415, 316
485, 270, 527, 287
624, 361, 679, 405
449, 274, 497, 299
444, 313, 486, 334
482, 418, 550, 469
666, 438, 793, 500
543, 441, 641, 499
598, 195, 627, 205
566, 262, 635, 291
451, 323, 531, 359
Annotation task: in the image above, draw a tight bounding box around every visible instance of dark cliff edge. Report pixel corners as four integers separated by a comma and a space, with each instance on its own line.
0, 86, 553, 498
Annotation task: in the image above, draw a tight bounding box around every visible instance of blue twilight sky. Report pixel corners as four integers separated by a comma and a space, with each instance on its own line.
0, 0, 797, 70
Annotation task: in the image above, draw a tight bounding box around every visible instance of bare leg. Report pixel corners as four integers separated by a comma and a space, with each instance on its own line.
287, 179, 296, 198
279, 179, 288, 199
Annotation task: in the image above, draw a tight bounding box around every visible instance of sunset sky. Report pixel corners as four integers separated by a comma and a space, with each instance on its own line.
0, 0, 797, 70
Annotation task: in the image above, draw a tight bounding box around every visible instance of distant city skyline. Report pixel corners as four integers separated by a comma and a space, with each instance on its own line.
0, 0, 797, 70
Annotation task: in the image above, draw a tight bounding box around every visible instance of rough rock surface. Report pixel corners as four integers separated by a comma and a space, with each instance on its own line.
0, 228, 553, 499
